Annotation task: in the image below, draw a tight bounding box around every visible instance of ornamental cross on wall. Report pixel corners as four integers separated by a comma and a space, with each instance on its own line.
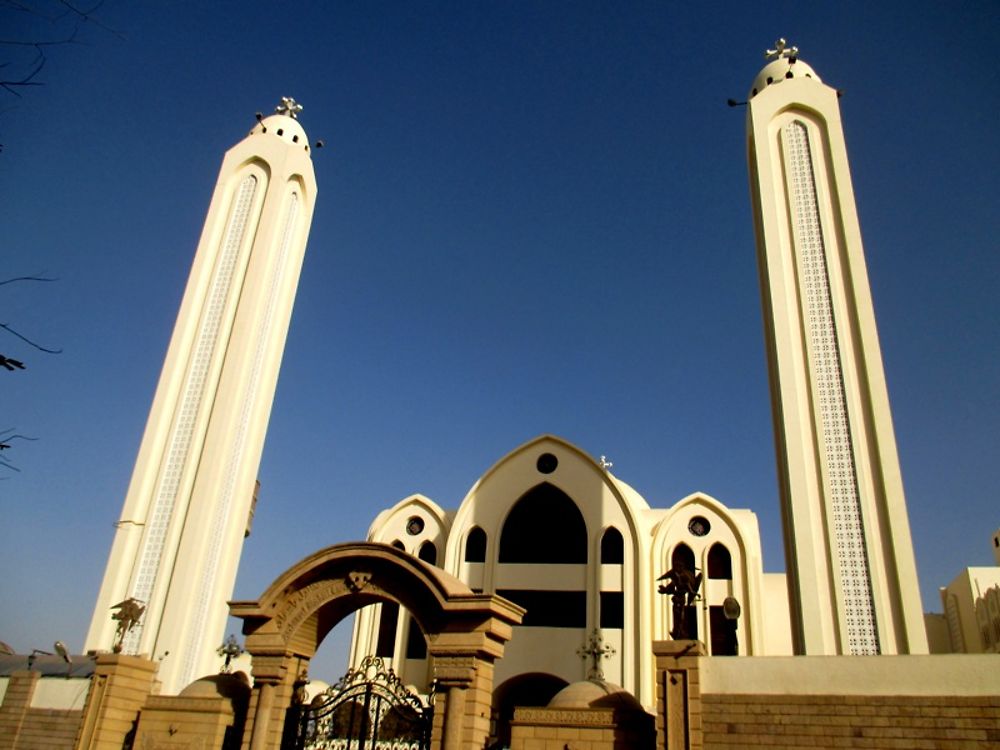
577, 629, 615, 680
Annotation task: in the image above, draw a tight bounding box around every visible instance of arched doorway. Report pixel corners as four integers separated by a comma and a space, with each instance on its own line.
230, 542, 523, 750
490, 673, 568, 749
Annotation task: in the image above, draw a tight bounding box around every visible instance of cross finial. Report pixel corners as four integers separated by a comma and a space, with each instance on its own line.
577, 629, 616, 680
275, 96, 303, 119
765, 38, 799, 61
217, 634, 243, 673
599, 455, 613, 471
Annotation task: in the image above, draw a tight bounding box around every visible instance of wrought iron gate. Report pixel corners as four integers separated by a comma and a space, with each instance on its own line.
284, 656, 432, 750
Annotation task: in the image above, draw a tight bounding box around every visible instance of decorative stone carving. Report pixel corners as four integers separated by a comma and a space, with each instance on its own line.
348, 571, 373, 592
431, 655, 478, 686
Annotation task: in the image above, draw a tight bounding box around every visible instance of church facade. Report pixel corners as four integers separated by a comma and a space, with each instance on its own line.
349, 433, 793, 710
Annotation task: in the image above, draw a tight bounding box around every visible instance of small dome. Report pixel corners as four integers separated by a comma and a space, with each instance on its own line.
179, 671, 251, 702
250, 113, 310, 151
547, 679, 642, 711
749, 56, 821, 99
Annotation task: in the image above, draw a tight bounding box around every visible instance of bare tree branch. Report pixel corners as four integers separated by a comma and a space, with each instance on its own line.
0, 322, 61, 354
1, 276, 62, 359
0, 430, 37, 447
0, 430, 37, 472
56, 0, 124, 41
1, 0, 123, 101
0, 50, 44, 96
0, 274, 57, 287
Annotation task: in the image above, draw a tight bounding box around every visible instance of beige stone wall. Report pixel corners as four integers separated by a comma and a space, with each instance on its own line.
701, 694, 1000, 749
0, 671, 83, 750
135, 695, 237, 749
511, 719, 618, 750
697, 654, 1000, 748
511, 705, 654, 750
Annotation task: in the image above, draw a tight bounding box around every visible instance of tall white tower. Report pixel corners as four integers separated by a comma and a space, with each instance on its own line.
746, 42, 927, 655
85, 99, 318, 692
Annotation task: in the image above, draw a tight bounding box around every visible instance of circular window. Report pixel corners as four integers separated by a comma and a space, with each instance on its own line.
536, 453, 558, 474
688, 516, 711, 537
406, 516, 425, 536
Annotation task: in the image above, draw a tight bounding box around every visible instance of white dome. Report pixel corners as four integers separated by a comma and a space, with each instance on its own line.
749, 57, 821, 99
250, 113, 311, 151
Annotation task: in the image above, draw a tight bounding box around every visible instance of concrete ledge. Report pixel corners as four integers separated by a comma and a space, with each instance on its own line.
701, 655, 1000, 696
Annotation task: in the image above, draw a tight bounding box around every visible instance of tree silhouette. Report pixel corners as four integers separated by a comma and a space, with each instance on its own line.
1, 0, 123, 148
1, 275, 61, 474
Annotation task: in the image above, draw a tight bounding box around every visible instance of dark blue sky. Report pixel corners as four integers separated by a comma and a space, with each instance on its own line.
2, 2, 997, 670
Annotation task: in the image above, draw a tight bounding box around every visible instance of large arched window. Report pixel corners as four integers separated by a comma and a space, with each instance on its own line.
707, 543, 732, 579
464, 527, 487, 563
498, 483, 587, 563
600, 527, 624, 564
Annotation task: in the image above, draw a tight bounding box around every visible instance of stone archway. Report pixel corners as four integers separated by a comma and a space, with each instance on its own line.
230, 542, 524, 750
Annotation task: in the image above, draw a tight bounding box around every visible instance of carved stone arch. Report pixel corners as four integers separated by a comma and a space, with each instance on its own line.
230, 542, 523, 750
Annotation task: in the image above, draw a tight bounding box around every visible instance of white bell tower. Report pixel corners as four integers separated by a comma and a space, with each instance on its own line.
746, 42, 927, 655
85, 99, 318, 692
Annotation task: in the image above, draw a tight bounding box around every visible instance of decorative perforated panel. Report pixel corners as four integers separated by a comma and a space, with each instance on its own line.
123, 174, 258, 655
179, 192, 299, 685
782, 120, 879, 655
944, 594, 964, 653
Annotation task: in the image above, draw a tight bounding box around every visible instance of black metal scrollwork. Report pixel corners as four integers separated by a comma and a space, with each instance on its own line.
285, 656, 431, 750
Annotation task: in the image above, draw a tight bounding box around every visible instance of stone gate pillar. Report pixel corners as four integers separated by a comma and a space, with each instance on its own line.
428, 645, 498, 750
653, 640, 705, 750
74, 654, 158, 750
242, 652, 304, 750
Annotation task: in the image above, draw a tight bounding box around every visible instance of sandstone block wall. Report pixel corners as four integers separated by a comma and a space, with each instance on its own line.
701, 693, 1000, 749
0, 671, 85, 750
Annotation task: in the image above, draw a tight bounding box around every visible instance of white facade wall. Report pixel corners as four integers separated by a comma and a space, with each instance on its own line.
940, 567, 1000, 654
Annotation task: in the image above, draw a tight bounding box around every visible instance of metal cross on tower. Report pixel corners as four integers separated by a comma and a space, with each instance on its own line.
765, 38, 799, 60
577, 629, 615, 680
275, 96, 303, 119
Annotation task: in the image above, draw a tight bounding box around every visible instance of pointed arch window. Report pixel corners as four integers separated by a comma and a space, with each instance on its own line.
669, 543, 698, 640
375, 602, 399, 657
708, 543, 733, 579
418, 541, 437, 566
464, 527, 487, 563
600, 527, 624, 564
405, 616, 427, 659
672, 543, 695, 573
499, 483, 587, 564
